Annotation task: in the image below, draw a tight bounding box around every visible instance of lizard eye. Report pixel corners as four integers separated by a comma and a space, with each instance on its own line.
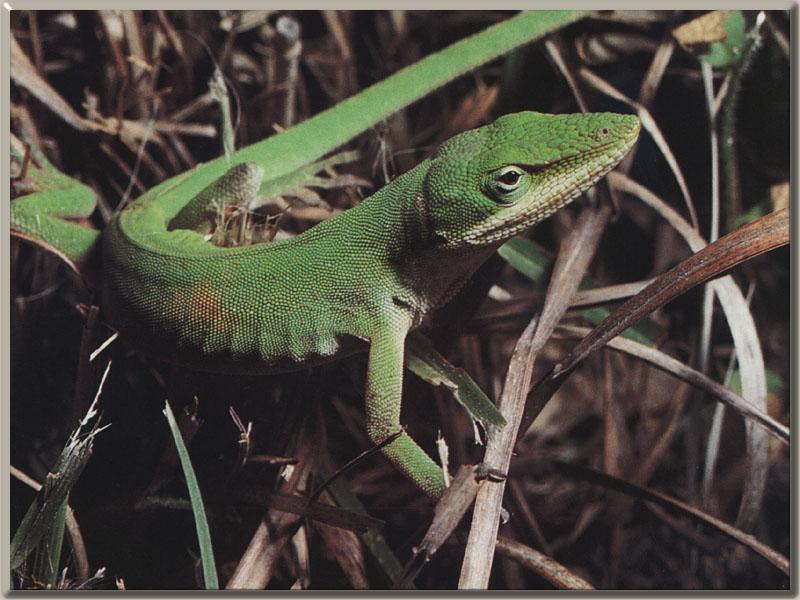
485, 166, 529, 203
497, 168, 522, 187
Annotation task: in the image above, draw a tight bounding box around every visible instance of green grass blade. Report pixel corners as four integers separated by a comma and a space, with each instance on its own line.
407, 332, 506, 430
145, 11, 588, 221
10, 362, 110, 578
33, 498, 68, 588
499, 236, 660, 345
498, 237, 551, 282
163, 400, 219, 590
324, 476, 410, 589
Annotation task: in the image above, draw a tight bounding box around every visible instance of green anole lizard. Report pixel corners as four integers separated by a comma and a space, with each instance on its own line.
12, 111, 639, 497
12, 11, 643, 498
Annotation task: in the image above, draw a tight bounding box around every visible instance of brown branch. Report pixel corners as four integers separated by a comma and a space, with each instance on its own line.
526, 208, 789, 431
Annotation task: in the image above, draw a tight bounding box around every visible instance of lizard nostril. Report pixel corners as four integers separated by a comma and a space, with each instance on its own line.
594, 127, 612, 142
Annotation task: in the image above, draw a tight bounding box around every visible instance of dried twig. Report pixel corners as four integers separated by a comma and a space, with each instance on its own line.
528, 208, 788, 435
459, 205, 611, 589
495, 536, 594, 590
551, 461, 789, 576
609, 172, 773, 530
554, 324, 788, 444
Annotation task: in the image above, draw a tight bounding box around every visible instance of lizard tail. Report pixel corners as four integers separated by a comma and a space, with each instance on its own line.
11, 185, 100, 272
11, 139, 100, 271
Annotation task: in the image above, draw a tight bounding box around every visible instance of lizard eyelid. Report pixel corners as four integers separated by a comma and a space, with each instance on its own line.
516, 163, 555, 176
486, 163, 552, 179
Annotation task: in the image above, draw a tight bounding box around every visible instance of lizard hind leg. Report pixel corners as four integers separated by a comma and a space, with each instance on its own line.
364, 329, 446, 498
168, 162, 264, 234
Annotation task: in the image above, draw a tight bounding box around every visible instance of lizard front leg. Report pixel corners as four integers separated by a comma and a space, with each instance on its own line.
365, 327, 446, 498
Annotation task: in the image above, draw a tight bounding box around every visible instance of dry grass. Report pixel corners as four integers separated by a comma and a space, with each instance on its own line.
10, 10, 790, 590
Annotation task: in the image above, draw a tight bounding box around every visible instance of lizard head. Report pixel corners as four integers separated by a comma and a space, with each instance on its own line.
422, 111, 640, 247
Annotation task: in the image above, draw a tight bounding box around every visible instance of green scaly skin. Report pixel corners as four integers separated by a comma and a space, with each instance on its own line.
10, 11, 641, 497
10, 10, 587, 267
101, 111, 639, 496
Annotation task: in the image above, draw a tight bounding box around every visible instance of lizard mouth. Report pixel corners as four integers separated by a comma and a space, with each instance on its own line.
465, 122, 639, 246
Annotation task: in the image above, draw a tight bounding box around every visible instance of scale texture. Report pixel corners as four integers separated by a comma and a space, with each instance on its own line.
102, 111, 640, 496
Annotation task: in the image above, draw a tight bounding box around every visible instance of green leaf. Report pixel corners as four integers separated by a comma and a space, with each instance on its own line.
406, 332, 506, 430
732, 202, 769, 229
163, 400, 219, 590
700, 10, 747, 68
498, 237, 552, 281
580, 305, 660, 347
324, 475, 410, 588
729, 368, 784, 394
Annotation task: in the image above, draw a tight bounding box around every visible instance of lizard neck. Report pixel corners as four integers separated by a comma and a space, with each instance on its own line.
347, 162, 499, 321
